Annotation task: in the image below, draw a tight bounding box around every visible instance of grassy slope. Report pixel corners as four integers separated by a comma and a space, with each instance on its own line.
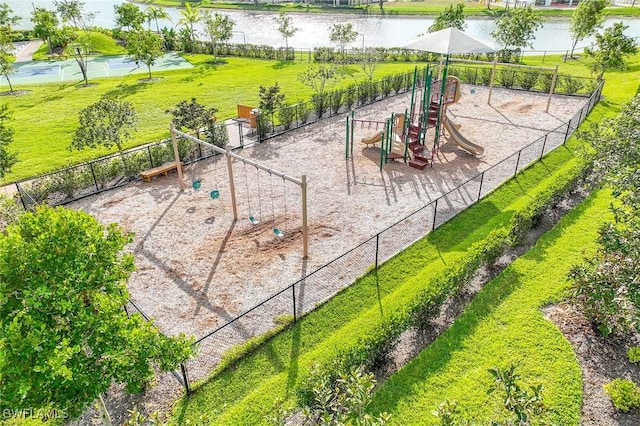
368, 187, 614, 424
3, 57, 415, 184
31, 31, 126, 60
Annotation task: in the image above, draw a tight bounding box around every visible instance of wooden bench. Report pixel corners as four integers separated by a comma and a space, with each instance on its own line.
140, 161, 183, 183
236, 104, 258, 128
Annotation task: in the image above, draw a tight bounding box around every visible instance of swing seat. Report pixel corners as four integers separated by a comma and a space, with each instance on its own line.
273, 228, 284, 238
249, 215, 259, 225
192, 180, 202, 190
210, 190, 220, 200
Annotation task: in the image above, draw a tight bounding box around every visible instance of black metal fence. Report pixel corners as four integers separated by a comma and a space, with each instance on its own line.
178, 79, 604, 390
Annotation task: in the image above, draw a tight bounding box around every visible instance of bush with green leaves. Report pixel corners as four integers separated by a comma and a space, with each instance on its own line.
296, 364, 391, 426
517, 71, 539, 91
628, 347, 640, 364
561, 75, 585, 95
478, 68, 492, 86
604, 379, 640, 412
297, 102, 311, 124
329, 90, 343, 115
277, 102, 296, 130
312, 93, 328, 119
539, 73, 554, 92
498, 69, 517, 89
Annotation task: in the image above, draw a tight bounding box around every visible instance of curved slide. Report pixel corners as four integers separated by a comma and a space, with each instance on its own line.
361, 131, 383, 145
443, 116, 484, 156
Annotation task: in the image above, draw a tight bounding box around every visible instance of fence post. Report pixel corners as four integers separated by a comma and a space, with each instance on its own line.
563, 121, 571, 144
89, 162, 99, 192
237, 121, 244, 148
123, 304, 129, 316
477, 172, 484, 202
432, 199, 438, 231
180, 363, 191, 395
514, 150, 522, 177
147, 146, 154, 167
292, 282, 297, 323
540, 135, 547, 160
15, 183, 27, 210
375, 233, 380, 270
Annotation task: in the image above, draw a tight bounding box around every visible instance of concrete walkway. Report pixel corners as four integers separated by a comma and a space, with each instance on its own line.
14, 40, 43, 62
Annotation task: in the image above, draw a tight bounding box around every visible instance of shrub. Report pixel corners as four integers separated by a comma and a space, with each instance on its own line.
277, 102, 296, 130
560, 75, 585, 95
368, 81, 379, 102
517, 71, 539, 90
462, 67, 479, 85
329, 90, 343, 115
628, 347, 640, 364
478, 68, 492, 86
208, 122, 229, 148
540, 73, 554, 92
381, 77, 393, 97
297, 102, 311, 124
312, 93, 328, 118
357, 84, 369, 106
604, 379, 640, 412
498, 69, 517, 89
344, 85, 357, 110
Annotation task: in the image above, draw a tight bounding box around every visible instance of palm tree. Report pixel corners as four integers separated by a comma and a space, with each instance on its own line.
178, 3, 200, 47
146, 6, 170, 34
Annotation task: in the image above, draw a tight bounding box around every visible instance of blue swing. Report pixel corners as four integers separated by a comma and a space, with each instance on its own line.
273, 227, 284, 238
192, 180, 202, 190
210, 190, 220, 200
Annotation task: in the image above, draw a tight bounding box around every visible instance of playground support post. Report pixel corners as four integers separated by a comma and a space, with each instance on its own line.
546, 65, 559, 113
345, 114, 350, 159
302, 174, 308, 259
170, 124, 187, 191
225, 144, 239, 221
487, 58, 498, 105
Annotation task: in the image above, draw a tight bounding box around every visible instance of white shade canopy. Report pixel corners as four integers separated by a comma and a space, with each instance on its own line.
405, 27, 496, 55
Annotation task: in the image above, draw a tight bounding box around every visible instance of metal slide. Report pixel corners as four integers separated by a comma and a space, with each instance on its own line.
443, 116, 485, 156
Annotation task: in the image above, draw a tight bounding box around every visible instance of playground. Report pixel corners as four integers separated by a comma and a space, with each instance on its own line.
69, 83, 588, 373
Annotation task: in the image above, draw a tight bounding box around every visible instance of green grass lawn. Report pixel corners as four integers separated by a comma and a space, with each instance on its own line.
138, 0, 640, 17
2, 57, 416, 184
367, 187, 614, 424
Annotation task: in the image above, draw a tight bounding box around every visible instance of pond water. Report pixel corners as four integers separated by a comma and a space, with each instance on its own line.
9, 1, 640, 52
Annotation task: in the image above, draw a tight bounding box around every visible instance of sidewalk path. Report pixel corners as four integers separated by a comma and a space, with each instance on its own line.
14, 40, 43, 62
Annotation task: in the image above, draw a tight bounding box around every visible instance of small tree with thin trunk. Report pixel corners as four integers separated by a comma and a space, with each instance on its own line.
275, 11, 297, 59
202, 11, 235, 64
0, 33, 15, 92
329, 22, 357, 60
146, 6, 170, 33
166, 98, 218, 140
178, 2, 200, 50
31, 7, 59, 55
0, 205, 194, 424
0, 104, 16, 179
584, 22, 638, 80
113, 2, 144, 33
71, 97, 138, 173
126, 29, 165, 80
568, 0, 608, 60
491, 6, 542, 63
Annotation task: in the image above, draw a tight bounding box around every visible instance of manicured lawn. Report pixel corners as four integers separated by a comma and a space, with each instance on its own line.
141, 0, 640, 18
367, 187, 614, 424
31, 31, 126, 60
2, 56, 416, 184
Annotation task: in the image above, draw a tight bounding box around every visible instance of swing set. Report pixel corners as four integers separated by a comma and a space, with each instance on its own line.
170, 125, 309, 259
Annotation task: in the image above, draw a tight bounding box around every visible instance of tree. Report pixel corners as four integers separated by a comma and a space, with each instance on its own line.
113, 2, 144, 33
329, 22, 357, 57
356, 47, 384, 82
178, 2, 200, 50
31, 8, 59, 55
146, 6, 170, 34
71, 97, 138, 170
275, 11, 297, 53
0, 205, 194, 421
0, 37, 15, 92
202, 11, 235, 64
165, 98, 218, 140
257, 83, 285, 136
126, 29, 164, 80
54, 1, 94, 85
298, 64, 340, 97
584, 22, 638, 80
428, 4, 466, 33
568, 0, 608, 59
0, 2, 19, 28
0, 104, 16, 179
491, 6, 542, 61
570, 94, 640, 336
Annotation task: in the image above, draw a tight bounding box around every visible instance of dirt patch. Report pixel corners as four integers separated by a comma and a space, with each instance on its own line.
0, 90, 31, 96
543, 304, 640, 425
